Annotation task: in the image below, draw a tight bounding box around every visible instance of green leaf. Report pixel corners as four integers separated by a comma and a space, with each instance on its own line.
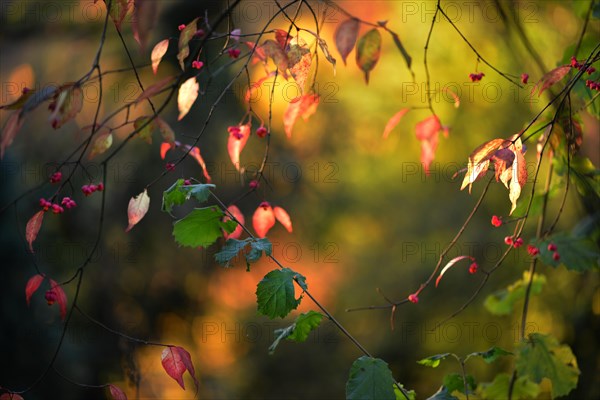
388, 31, 412, 70
173, 207, 234, 248
417, 353, 450, 368
186, 183, 215, 204
256, 268, 306, 319
477, 373, 539, 400
134, 116, 156, 144
426, 386, 458, 400
247, 238, 272, 263
532, 231, 600, 272
288, 311, 323, 342
516, 333, 580, 398
215, 238, 250, 267
346, 356, 396, 400
162, 180, 216, 214
465, 346, 512, 364
355, 29, 382, 84
177, 17, 199, 70
443, 373, 476, 394
484, 272, 546, 316
394, 384, 416, 400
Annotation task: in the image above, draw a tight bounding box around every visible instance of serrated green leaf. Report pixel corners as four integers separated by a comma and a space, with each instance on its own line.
288, 311, 323, 342
484, 272, 546, 316
426, 386, 458, 400
215, 238, 250, 267
417, 353, 451, 368
173, 207, 231, 248
516, 333, 580, 398
186, 183, 215, 204
443, 373, 476, 395
466, 346, 512, 364
162, 180, 216, 214
246, 238, 272, 263
533, 231, 600, 272
346, 356, 395, 400
477, 373, 539, 400
256, 268, 306, 319
356, 29, 382, 84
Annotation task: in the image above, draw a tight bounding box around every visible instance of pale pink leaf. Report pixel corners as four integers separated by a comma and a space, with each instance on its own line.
132, 0, 157, 51
135, 76, 174, 104
161, 345, 197, 390
436, 255, 474, 287
151, 39, 169, 74
173, 346, 198, 390
382, 108, 409, 139
26, 274, 45, 306
89, 131, 113, 159
224, 205, 245, 240
415, 115, 442, 174
334, 18, 360, 65
1, 111, 24, 159
253, 202, 276, 238
48, 278, 68, 320
177, 77, 199, 121
460, 138, 507, 193
534, 65, 571, 96
26, 210, 44, 253
108, 384, 128, 400
273, 206, 293, 233
283, 94, 319, 138
126, 189, 150, 232
227, 124, 251, 171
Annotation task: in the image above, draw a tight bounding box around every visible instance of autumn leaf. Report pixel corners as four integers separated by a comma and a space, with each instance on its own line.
335, 18, 360, 65
89, 130, 113, 159
245, 41, 267, 64
274, 29, 292, 49
26, 210, 44, 253
49, 85, 83, 129
132, 0, 157, 51
533, 65, 571, 96
161, 345, 198, 390
151, 39, 169, 74
160, 142, 172, 159
48, 278, 68, 320
356, 29, 382, 84
443, 87, 460, 108
188, 146, 212, 182
1, 111, 24, 159
224, 205, 245, 240
156, 117, 176, 145
245, 72, 276, 102
253, 202, 276, 238
283, 94, 319, 138
99, 0, 131, 31
134, 116, 156, 144
0, 393, 24, 400
273, 206, 293, 233
318, 38, 337, 75
435, 255, 475, 287
508, 139, 527, 215
177, 77, 199, 120
26, 274, 45, 306
227, 124, 251, 171
460, 138, 507, 193
287, 37, 312, 91
108, 384, 128, 400
388, 30, 412, 70
382, 108, 410, 139
261, 40, 289, 78
177, 18, 199, 70
415, 115, 443, 174
126, 189, 150, 232
134, 76, 174, 104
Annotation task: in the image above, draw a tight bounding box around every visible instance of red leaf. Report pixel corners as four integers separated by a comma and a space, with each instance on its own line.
334, 18, 360, 65
48, 278, 68, 320
26, 274, 45, 306
108, 384, 128, 400
245, 72, 276, 102
227, 124, 251, 171
283, 94, 319, 138
1, 111, 24, 159
132, 0, 157, 51
189, 146, 212, 183
273, 206, 293, 233
533, 65, 571, 96
26, 210, 45, 253
161, 345, 197, 390
177, 18, 199, 70
0, 394, 24, 400
274, 29, 292, 49
415, 115, 442, 174
355, 29, 382, 84
126, 189, 150, 232
177, 77, 199, 121
135, 76, 174, 104
224, 205, 245, 240
435, 255, 474, 287
253, 202, 276, 238
160, 142, 172, 159
382, 108, 410, 139
151, 39, 169, 74
443, 87, 460, 108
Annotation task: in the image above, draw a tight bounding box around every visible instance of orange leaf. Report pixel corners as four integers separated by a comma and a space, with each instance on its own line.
436, 255, 474, 287
151, 39, 169, 74
253, 202, 276, 238
283, 94, 319, 138
382, 108, 410, 139
533, 65, 571, 97
160, 142, 172, 159
355, 29, 381, 84
287, 37, 312, 92
224, 205, 245, 240
108, 384, 128, 400
135, 76, 174, 104
126, 189, 150, 232
334, 18, 359, 65
177, 77, 199, 121
415, 115, 442, 174
161, 345, 198, 390
227, 124, 251, 171
273, 206, 293, 233
1, 111, 24, 159
245, 72, 276, 102
189, 146, 212, 183
177, 18, 199, 70
25, 274, 45, 306
26, 210, 44, 253
48, 278, 68, 320
132, 0, 157, 51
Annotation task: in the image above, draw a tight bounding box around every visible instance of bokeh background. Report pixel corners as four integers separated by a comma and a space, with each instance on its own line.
1, 1, 599, 399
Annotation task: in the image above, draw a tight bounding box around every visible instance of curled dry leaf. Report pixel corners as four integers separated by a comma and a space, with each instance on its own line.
224, 205, 245, 240
26, 274, 45, 306
287, 37, 312, 92
382, 108, 410, 139
436, 255, 475, 287
460, 138, 507, 193
227, 124, 251, 171
334, 18, 360, 65
283, 94, 319, 138
26, 210, 45, 253
253, 202, 276, 238
188, 145, 212, 183
177, 77, 199, 121
273, 206, 293, 233
261, 40, 290, 78
126, 189, 150, 232
151, 39, 169, 74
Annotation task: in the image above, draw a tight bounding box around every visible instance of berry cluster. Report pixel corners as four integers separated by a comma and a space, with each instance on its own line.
39, 197, 77, 214
49, 172, 62, 184
570, 56, 596, 74
527, 245, 539, 256
504, 236, 524, 248
491, 215, 502, 227
548, 243, 560, 261
585, 79, 600, 91
81, 183, 104, 196
227, 48, 241, 59
192, 60, 203, 70
469, 72, 485, 82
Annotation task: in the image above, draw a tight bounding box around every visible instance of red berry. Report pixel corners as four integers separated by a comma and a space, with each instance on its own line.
227, 48, 241, 59
249, 180, 259, 189
259, 201, 270, 209
192, 60, 204, 70
570, 56, 579, 68
527, 245, 539, 256
587, 67, 596, 75
408, 294, 419, 304
547, 243, 557, 252
178, 24, 186, 31
50, 172, 62, 184
504, 236, 513, 245
256, 126, 268, 138
491, 215, 502, 227
468, 262, 478, 274
89, 184, 97, 193
45, 290, 57, 305
165, 163, 176, 172
521, 73, 529, 84
96, 182, 104, 191
184, 179, 192, 185
513, 237, 524, 248
194, 29, 205, 37
552, 252, 560, 261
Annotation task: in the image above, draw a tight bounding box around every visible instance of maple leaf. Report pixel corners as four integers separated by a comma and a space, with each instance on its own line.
126, 189, 150, 232
283, 94, 319, 138
253, 202, 276, 238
